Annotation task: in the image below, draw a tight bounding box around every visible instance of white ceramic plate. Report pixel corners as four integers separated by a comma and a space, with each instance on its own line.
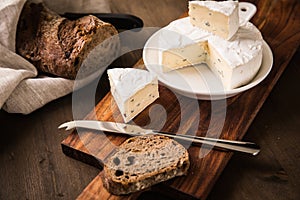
143, 26, 273, 100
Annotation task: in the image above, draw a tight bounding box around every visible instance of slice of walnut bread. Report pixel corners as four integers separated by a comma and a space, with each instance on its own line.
101, 135, 190, 195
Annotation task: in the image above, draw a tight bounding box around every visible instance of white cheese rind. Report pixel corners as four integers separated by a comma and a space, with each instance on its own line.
189, 0, 238, 16
189, 0, 239, 40
208, 22, 263, 68
208, 39, 262, 89
107, 68, 159, 123
159, 18, 263, 90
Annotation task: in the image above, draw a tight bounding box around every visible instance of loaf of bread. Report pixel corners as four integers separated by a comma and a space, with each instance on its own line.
101, 135, 190, 195
16, 2, 119, 79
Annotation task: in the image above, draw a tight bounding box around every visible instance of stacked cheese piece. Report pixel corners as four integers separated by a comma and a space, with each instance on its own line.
161, 0, 263, 90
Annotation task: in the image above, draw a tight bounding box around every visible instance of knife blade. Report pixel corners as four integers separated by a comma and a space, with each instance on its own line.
58, 120, 260, 156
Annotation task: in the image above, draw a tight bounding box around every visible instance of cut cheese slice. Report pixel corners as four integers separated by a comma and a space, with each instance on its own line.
189, 0, 239, 40
107, 68, 159, 123
159, 18, 263, 90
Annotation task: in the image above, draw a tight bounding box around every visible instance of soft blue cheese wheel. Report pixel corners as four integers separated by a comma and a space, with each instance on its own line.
159, 17, 263, 90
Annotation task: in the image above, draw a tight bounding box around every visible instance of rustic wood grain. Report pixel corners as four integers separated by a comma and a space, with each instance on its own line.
76, 172, 145, 200
0, 0, 299, 200
61, 0, 300, 199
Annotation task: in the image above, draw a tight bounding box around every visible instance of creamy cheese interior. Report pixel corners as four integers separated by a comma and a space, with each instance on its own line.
162, 42, 208, 72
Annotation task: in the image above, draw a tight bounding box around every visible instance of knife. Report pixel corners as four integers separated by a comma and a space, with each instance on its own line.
58, 120, 260, 156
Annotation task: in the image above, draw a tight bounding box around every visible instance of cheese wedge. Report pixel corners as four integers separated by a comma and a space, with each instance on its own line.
189, 0, 239, 40
107, 68, 159, 123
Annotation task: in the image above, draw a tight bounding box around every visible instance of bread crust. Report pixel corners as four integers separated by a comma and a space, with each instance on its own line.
101, 135, 190, 195
16, 2, 119, 79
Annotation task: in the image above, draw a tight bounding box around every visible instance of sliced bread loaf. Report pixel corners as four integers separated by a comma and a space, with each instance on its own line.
101, 135, 190, 195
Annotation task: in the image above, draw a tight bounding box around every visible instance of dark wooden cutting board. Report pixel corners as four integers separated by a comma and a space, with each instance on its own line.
61, 1, 300, 199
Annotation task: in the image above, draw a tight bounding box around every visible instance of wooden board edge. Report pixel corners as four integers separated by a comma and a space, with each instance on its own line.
61, 135, 103, 169
76, 172, 147, 200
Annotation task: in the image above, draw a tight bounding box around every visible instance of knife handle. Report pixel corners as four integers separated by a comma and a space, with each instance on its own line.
62, 13, 144, 31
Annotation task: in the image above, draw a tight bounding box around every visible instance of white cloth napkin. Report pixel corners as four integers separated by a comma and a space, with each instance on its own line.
0, 0, 111, 114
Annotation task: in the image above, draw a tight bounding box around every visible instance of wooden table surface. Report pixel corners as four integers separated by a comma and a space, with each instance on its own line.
1, 0, 299, 199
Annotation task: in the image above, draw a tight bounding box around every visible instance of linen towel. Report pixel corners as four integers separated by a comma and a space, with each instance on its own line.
0, 0, 111, 114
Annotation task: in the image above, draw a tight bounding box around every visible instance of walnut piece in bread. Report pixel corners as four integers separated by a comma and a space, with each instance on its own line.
16, 2, 119, 79
101, 135, 190, 195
